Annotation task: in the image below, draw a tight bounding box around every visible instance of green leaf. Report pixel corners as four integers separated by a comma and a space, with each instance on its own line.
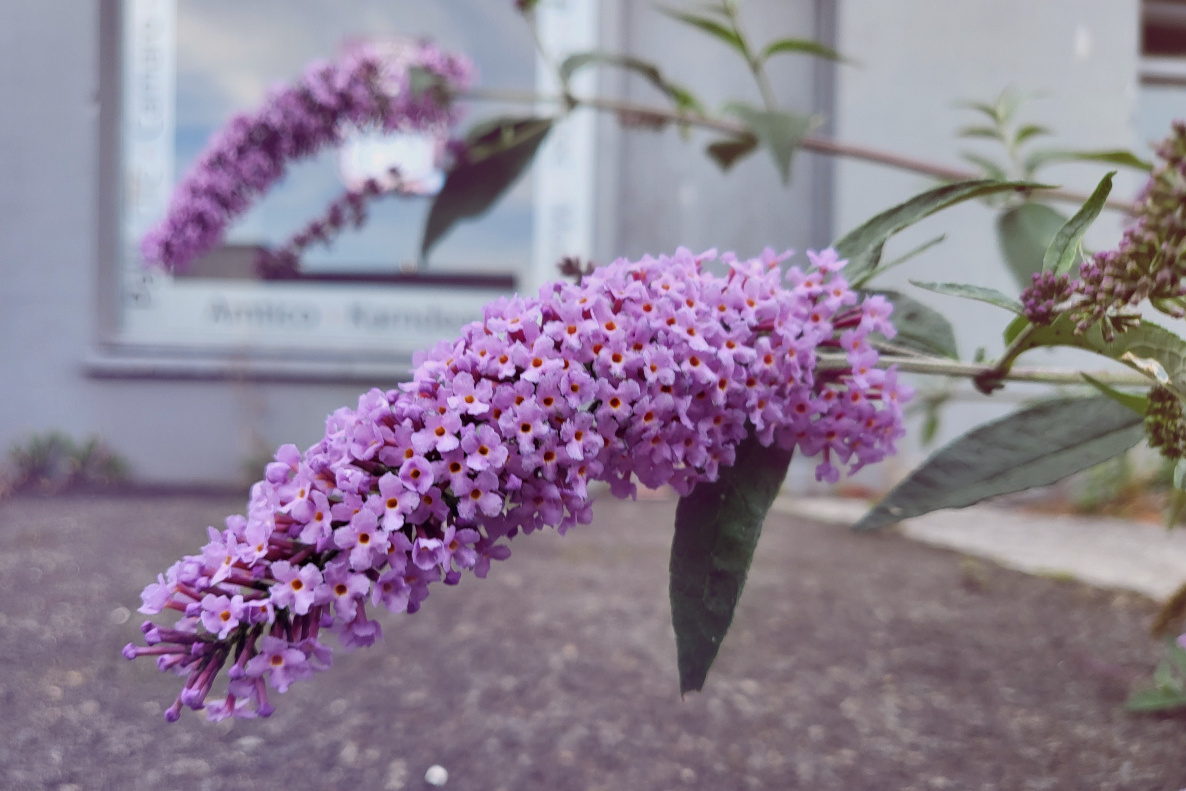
908, 280, 1023, 314
957, 90, 1027, 125
705, 134, 759, 171
559, 52, 704, 114
666, 84, 705, 114
760, 37, 851, 64
656, 7, 746, 56
1012, 318, 1186, 399
854, 396, 1146, 531
1042, 171, 1114, 276
871, 289, 958, 359
996, 202, 1068, 288
421, 117, 553, 261
957, 125, 1006, 141
1024, 148, 1153, 174
921, 404, 942, 446
959, 152, 1010, 181
1126, 687, 1186, 713
849, 235, 946, 289
1013, 123, 1052, 146
956, 99, 1003, 124
670, 431, 793, 695
723, 104, 812, 184
834, 179, 1042, 284
1079, 373, 1148, 415
561, 51, 662, 85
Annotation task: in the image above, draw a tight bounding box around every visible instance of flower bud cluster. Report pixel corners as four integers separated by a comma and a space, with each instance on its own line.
141, 43, 473, 272
1020, 121, 1186, 340
1145, 385, 1186, 460
124, 248, 910, 721
1021, 271, 1074, 326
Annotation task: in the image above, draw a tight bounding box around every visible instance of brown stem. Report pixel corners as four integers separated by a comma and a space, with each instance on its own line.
465, 87, 1138, 214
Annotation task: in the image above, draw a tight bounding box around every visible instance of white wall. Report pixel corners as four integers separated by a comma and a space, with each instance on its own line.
831, 0, 1143, 480
0, 2, 373, 486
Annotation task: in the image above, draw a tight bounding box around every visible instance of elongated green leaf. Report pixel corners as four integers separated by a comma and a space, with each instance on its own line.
956, 99, 1003, 124
1126, 687, 1186, 712
1079, 373, 1148, 415
723, 104, 812, 184
706, 134, 759, 171
854, 396, 1146, 531
1025, 148, 1153, 174
670, 433, 793, 694
872, 289, 958, 359
562, 51, 659, 84
850, 235, 946, 289
421, 117, 553, 260
957, 90, 1027, 125
560, 52, 704, 114
996, 202, 1068, 288
1010, 317, 1186, 398
908, 280, 1023, 314
833, 179, 1041, 284
1013, 123, 1052, 146
1127, 642, 1186, 712
761, 37, 850, 64
958, 125, 1006, 141
657, 7, 746, 56
1042, 171, 1114, 276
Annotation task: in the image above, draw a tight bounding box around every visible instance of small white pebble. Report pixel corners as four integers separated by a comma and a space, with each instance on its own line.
235, 736, 263, 753
424, 764, 448, 786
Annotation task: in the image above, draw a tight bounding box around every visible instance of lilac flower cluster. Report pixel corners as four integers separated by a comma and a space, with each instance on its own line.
125, 248, 910, 721
141, 43, 473, 272
1021, 121, 1186, 339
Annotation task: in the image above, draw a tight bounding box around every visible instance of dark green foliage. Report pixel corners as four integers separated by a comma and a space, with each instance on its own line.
869, 289, 959, 359
834, 179, 1040, 285
559, 52, 703, 114
1127, 640, 1186, 713
669, 432, 793, 694
855, 397, 1146, 531
996, 202, 1068, 288
1043, 172, 1114, 276
909, 280, 1023, 314
722, 104, 812, 184
421, 117, 554, 261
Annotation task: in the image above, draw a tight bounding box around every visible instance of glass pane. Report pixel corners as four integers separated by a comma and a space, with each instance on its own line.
171, 0, 535, 276
118, 0, 542, 358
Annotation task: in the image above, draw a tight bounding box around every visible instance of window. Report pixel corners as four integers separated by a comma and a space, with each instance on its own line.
102, 0, 598, 374
1139, 1, 1186, 154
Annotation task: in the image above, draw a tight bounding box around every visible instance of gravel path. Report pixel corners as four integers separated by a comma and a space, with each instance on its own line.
2, 492, 1185, 790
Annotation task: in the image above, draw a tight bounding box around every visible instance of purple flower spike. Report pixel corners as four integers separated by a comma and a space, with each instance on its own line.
141, 42, 474, 272
127, 248, 909, 720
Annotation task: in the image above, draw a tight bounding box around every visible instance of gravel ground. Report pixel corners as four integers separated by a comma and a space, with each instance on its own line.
2, 491, 1185, 790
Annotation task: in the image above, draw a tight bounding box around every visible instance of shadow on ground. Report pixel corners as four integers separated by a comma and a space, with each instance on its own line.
1, 492, 1184, 790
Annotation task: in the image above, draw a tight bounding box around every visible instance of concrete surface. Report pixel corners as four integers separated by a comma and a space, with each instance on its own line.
773, 496, 1186, 601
